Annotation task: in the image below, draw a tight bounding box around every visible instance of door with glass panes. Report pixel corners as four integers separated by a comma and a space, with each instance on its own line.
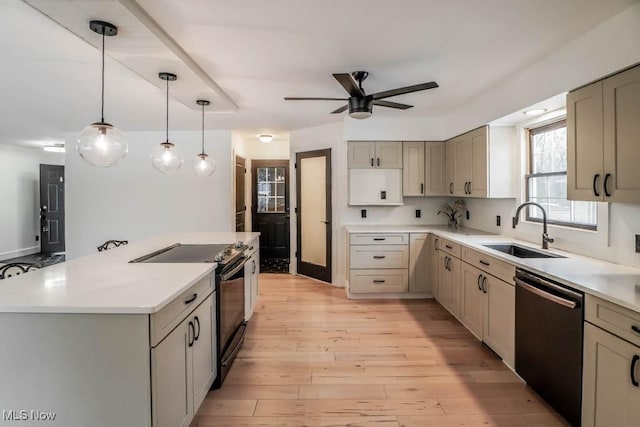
251, 160, 290, 264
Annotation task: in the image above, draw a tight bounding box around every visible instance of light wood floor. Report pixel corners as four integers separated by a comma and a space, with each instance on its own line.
192, 274, 568, 427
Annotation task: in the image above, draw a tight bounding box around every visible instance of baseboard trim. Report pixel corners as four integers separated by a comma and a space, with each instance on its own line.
0, 246, 40, 261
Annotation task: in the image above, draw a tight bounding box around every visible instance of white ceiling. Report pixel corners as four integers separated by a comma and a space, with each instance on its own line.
1, 0, 638, 148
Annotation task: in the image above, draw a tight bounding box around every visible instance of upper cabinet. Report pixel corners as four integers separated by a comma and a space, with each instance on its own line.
348, 141, 402, 169
403, 142, 425, 196
425, 142, 446, 196
567, 64, 640, 202
445, 126, 515, 198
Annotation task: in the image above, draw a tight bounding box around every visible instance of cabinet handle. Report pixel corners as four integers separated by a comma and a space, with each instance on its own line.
194, 316, 200, 341
593, 174, 600, 197
373, 255, 386, 259
632, 325, 640, 335
373, 238, 386, 241
377, 157, 380, 167
477, 275, 483, 291
434, 238, 439, 250
479, 260, 490, 267
252, 259, 256, 274
373, 279, 386, 284
445, 244, 453, 250
443, 256, 448, 270
468, 182, 472, 194
464, 182, 469, 194
449, 183, 453, 194
631, 355, 639, 387
604, 173, 612, 197
188, 321, 195, 347
421, 183, 424, 194
446, 257, 452, 271
371, 158, 374, 167
184, 293, 198, 305
482, 276, 488, 293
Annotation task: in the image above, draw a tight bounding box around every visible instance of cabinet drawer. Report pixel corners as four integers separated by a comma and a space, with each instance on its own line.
350, 269, 408, 293
350, 233, 408, 245
585, 295, 640, 347
150, 274, 214, 347
436, 237, 461, 258
350, 245, 408, 269
462, 247, 515, 284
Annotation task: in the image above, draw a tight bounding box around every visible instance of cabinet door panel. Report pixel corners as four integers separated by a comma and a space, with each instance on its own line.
376, 142, 403, 168
438, 251, 460, 317
445, 141, 456, 196
348, 141, 376, 168
403, 142, 425, 196
582, 323, 640, 427
469, 128, 488, 197
483, 276, 515, 367
603, 66, 640, 202
455, 138, 472, 196
459, 263, 483, 340
425, 142, 446, 195
567, 82, 604, 201
409, 233, 429, 293
151, 321, 191, 427
192, 295, 216, 411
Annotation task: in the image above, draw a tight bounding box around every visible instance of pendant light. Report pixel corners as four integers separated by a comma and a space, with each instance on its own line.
193, 100, 216, 177
151, 72, 183, 173
77, 20, 127, 167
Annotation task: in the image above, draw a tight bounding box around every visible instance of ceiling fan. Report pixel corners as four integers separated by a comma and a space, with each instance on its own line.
284, 71, 438, 119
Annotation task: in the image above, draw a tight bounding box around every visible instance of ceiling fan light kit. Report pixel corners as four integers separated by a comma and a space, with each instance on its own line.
193, 99, 215, 177
77, 20, 128, 167
284, 71, 438, 119
151, 72, 184, 174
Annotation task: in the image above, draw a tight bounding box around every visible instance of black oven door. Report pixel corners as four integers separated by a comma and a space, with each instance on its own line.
215, 256, 247, 388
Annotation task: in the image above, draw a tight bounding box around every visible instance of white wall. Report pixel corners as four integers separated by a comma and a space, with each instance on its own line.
65, 131, 233, 259
0, 144, 64, 259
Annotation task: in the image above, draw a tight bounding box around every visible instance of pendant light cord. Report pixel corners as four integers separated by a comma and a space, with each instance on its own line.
101, 32, 105, 123
166, 78, 169, 143
201, 103, 205, 155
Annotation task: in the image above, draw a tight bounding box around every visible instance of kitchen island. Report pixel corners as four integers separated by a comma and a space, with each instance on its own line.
0, 232, 259, 427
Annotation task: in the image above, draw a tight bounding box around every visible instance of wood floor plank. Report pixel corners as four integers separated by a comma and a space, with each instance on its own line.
192, 273, 566, 426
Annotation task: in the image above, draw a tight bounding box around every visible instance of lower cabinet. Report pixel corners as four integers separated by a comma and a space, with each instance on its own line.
151, 293, 216, 427
429, 235, 440, 299
437, 250, 461, 317
244, 241, 260, 320
459, 261, 515, 367
409, 233, 430, 293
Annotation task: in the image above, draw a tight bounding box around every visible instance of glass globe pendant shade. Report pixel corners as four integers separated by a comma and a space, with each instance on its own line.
151, 142, 183, 173
193, 153, 216, 177
77, 122, 127, 167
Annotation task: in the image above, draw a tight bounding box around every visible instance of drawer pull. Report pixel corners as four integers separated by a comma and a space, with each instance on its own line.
373, 238, 386, 241
373, 255, 386, 259
373, 280, 386, 284
631, 355, 639, 387
632, 325, 640, 335
445, 244, 453, 250
479, 260, 490, 267
184, 293, 198, 305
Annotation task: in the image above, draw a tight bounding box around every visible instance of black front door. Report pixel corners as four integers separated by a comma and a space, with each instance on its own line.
39, 164, 65, 254
235, 156, 246, 232
252, 160, 290, 263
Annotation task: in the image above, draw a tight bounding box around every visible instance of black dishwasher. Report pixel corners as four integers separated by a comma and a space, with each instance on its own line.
515, 269, 584, 427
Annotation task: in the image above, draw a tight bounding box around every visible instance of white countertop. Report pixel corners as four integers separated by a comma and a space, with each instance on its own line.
345, 224, 640, 313
0, 232, 260, 314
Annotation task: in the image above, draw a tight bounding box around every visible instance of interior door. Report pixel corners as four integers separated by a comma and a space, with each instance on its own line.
235, 156, 246, 231
39, 164, 65, 254
296, 149, 332, 283
252, 160, 290, 262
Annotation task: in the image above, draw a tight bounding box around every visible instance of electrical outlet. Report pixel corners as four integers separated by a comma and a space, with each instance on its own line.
636, 235, 640, 253
35, 235, 39, 242
496, 216, 501, 226
415, 209, 421, 218
466, 211, 470, 220
361, 209, 367, 218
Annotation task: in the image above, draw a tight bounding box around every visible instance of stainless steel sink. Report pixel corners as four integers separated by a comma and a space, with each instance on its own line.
482, 243, 566, 259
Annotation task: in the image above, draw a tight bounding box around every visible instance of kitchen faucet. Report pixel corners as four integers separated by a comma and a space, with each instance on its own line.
512, 202, 555, 249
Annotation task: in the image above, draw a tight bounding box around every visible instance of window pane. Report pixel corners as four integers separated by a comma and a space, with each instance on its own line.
531, 126, 567, 173
527, 175, 596, 227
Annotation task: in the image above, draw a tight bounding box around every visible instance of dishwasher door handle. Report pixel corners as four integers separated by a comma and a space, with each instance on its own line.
515, 278, 577, 309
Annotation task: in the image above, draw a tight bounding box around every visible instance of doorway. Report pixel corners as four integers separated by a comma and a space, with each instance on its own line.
39, 164, 65, 254
235, 156, 246, 232
295, 149, 332, 283
251, 160, 290, 272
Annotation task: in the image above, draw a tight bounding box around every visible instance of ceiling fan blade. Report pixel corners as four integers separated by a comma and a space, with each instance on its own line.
331, 104, 349, 114
284, 97, 347, 101
333, 73, 365, 97
372, 81, 439, 100
373, 100, 413, 110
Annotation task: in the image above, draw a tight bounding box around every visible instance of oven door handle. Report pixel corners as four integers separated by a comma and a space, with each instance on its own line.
221, 323, 247, 367
220, 256, 247, 281
515, 278, 577, 309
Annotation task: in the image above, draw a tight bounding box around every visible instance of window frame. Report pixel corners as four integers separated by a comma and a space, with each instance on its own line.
525, 119, 597, 231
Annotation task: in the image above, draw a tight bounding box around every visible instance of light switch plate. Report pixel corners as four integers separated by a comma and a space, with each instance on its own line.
636, 234, 640, 253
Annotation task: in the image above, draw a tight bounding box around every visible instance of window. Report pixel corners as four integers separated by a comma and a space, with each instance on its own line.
256, 166, 286, 213
526, 120, 597, 230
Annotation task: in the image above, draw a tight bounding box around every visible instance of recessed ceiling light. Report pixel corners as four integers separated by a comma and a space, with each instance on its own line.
524, 108, 547, 116
259, 135, 273, 143
43, 145, 65, 153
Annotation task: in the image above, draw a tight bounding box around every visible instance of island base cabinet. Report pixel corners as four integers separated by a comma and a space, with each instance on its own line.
582, 322, 640, 427
152, 293, 216, 427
